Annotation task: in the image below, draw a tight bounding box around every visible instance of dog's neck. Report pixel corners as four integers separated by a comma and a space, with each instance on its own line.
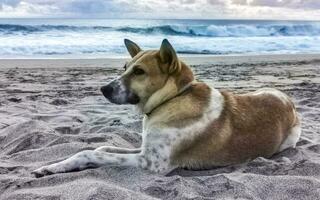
143, 78, 195, 116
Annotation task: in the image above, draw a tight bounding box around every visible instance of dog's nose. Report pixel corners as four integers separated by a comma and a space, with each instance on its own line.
100, 85, 113, 97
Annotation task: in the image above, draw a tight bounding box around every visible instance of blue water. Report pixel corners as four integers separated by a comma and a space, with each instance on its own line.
0, 18, 320, 58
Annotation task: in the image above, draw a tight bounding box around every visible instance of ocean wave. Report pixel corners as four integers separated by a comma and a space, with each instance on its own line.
0, 46, 233, 57
1, 23, 320, 37
0, 24, 112, 34
167, 24, 320, 37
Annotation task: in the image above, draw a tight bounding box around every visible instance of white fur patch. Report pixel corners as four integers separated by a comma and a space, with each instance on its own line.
278, 123, 301, 152
141, 87, 224, 172
32, 150, 142, 177
164, 87, 224, 142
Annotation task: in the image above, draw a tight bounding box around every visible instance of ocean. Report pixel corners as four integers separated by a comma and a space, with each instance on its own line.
0, 18, 320, 58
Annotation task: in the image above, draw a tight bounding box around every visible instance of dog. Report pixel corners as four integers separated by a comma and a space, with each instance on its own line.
32, 39, 301, 177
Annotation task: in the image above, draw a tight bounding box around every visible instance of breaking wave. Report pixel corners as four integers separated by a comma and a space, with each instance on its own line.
1, 23, 320, 37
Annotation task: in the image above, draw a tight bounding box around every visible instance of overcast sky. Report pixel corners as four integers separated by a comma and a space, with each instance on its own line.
0, 0, 320, 20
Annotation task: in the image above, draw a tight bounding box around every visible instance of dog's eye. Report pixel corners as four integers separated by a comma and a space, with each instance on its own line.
123, 64, 127, 71
133, 68, 145, 75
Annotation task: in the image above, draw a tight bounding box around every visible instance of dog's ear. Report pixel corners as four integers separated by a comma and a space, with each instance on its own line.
159, 39, 181, 74
124, 39, 142, 58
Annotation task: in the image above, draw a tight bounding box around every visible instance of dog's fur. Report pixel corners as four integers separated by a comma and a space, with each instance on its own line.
32, 39, 301, 177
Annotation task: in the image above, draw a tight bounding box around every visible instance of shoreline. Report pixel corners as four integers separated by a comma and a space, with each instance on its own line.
0, 53, 319, 69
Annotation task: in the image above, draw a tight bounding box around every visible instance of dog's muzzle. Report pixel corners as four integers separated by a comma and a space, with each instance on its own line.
101, 79, 140, 105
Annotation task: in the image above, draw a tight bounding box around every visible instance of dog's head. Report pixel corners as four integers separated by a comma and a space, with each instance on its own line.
101, 39, 194, 113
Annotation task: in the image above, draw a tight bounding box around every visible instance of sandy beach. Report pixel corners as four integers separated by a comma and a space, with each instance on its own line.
0, 54, 320, 200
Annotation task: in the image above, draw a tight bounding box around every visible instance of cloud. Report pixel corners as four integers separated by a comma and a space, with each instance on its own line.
231, 0, 248, 5
0, 0, 20, 7
231, 0, 320, 9
207, 0, 226, 5
180, 0, 196, 4
0, 0, 320, 19
0, 0, 59, 17
61, 0, 118, 14
0, 0, 19, 10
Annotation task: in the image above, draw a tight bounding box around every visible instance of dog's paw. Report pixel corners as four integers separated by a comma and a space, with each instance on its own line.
31, 166, 54, 178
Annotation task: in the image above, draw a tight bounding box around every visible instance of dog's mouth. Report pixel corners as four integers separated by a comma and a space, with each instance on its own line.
100, 81, 140, 105
126, 92, 140, 104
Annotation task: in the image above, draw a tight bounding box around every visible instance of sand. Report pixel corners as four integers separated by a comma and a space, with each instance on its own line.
0, 55, 319, 200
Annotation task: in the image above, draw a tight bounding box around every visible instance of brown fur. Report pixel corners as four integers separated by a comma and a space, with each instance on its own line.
124, 39, 299, 169
171, 90, 298, 168
147, 82, 211, 128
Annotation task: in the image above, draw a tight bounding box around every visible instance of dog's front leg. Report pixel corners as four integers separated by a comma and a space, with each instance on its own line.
32, 150, 142, 178
94, 146, 141, 154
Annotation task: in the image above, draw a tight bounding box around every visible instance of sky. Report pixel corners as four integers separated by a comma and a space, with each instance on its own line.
0, 0, 320, 20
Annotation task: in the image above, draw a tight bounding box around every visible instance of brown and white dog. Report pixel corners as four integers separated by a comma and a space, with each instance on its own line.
32, 39, 301, 177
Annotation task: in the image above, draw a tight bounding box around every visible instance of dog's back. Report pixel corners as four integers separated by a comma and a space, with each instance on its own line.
170, 87, 300, 169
